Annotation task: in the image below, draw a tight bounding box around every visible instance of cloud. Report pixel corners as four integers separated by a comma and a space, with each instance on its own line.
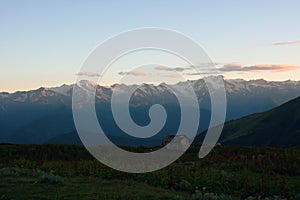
155, 66, 190, 72
219, 63, 298, 72
118, 71, 147, 76
185, 72, 219, 76
273, 40, 300, 46
185, 63, 298, 75
248, 64, 298, 72
164, 74, 182, 78
191, 63, 224, 68
76, 72, 101, 77
220, 62, 244, 71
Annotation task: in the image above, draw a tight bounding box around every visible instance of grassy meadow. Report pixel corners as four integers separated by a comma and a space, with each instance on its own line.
0, 144, 299, 200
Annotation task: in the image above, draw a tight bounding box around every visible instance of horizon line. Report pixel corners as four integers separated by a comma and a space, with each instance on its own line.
1, 76, 300, 94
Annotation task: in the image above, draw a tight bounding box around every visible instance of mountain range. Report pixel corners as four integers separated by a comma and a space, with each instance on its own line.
194, 96, 300, 147
0, 76, 299, 146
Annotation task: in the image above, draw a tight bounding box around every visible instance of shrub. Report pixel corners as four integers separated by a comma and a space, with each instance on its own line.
176, 179, 194, 193
163, 194, 185, 200
37, 172, 64, 184
191, 190, 239, 200
0, 167, 35, 177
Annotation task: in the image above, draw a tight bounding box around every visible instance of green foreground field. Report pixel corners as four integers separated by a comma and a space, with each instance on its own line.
0, 176, 188, 200
0, 144, 299, 200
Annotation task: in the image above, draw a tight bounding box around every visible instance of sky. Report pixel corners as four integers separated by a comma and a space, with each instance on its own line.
1, 0, 300, 92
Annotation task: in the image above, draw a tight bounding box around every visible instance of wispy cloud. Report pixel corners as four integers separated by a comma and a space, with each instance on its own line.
118, 71, 147, 76
155, 66, 190, 72
220, 62, 244, 71
220, 63, 298, 72
76, 72, 101, 77
186, 63, 298, 76
164, 74, 182, 78
185, 72, 220, 76
273, 40, 300, 46
191, 63, 224, 67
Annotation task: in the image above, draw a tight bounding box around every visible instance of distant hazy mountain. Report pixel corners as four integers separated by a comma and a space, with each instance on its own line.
0, 76, 299, 145
195, 96, 300, 147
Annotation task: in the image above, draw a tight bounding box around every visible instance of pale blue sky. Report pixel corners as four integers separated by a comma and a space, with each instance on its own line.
1, 0, 300, 92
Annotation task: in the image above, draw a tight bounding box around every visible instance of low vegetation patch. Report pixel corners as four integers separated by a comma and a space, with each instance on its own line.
0, 144, 299, 199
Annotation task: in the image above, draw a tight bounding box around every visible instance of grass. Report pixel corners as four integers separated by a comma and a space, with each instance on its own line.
0, 176, 187, 200
0, 144, 299, 199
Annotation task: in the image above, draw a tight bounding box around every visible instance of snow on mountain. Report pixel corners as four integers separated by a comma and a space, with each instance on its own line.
0, 77, 299, 107
1, 77, 300, 145
0, 92, 9, 99
49, 84, 72, 96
